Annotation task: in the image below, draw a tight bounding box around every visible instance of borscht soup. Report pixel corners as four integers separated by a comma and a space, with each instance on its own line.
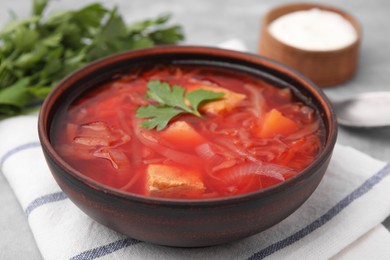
52, 65, 325, 199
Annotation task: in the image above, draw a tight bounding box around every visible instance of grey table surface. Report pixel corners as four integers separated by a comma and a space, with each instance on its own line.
1, 0, 389, 259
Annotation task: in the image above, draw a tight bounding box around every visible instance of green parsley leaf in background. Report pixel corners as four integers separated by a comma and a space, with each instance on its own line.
0, 0, 184, 118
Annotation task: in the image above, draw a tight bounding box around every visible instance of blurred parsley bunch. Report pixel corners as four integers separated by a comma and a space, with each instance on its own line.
0, 0, 184, 117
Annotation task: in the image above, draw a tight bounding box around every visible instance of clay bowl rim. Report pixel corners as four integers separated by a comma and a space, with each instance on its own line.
38, 45, 338, 207
262, 2, 362, 55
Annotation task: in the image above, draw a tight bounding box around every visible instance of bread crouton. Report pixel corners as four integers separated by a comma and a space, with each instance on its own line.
146, 164, 205, 198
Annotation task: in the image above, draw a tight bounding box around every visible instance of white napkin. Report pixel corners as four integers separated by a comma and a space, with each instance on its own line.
1, 113, 390, 260
1, 38, 390, 260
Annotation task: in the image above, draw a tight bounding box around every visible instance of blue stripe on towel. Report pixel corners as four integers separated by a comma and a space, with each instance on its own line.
70, 163, 390, 260
0, 142, 41, 168
247, 163, 390, 260
1, 142, 141, 259
0, 142, 69, 216
3, 143, 390, 259
25, 191, 68, 216
70, 238, 141, 260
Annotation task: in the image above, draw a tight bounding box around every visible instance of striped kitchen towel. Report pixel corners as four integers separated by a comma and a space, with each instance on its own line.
1, 113, 390, 260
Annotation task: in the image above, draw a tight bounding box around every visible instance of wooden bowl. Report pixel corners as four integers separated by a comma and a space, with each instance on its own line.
259, 3, 361, 87
38, 46, 337, 247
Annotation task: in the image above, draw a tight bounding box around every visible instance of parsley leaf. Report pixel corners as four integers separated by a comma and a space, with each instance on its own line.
32, 0, 48, 16
136, 80, 224, 131
146, 80, 191, 113
0, 0, 184, 118
0, 78, 33, 116
137, 106, 183, 131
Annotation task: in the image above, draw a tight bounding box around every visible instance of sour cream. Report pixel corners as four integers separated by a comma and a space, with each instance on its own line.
268, 8, 357, 51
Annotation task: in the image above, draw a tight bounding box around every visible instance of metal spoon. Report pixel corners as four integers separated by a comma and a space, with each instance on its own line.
332, 92, 390, 128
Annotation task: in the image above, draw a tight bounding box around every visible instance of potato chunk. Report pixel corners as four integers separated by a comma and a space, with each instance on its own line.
146, 164, 205, 198
190, 85, 246, 115
258, 109, 299, 138
160, 121, 205, 150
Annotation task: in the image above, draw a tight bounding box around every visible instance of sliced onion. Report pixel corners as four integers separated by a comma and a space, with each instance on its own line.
195, 143, 216, 159
222, 162, 290, 183
215, 138, 258, 162
238, 130, 253, 148
116, 109, 134, 137
249, 150, 277, 161
286, 121, 319, 140
93, 148, 129, 170
212, 159, 237, 172
74, 121, 130, 147
74, 136, 111, 146
243, 84, 266, 118
260, 163, 295, 179
80, 121, 108, 131
195, 143, 237, 173
249, 138, 289, 161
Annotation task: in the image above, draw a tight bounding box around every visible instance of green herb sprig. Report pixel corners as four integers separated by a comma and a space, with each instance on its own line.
136, 80, 224, 131
0, 0, 184, 117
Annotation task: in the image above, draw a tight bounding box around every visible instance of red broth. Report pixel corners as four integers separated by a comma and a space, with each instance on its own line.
52, 65, 325, 199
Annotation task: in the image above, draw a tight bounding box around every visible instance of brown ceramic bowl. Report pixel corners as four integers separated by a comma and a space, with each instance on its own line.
38, 46, 337, 247
259, 3, 361, 87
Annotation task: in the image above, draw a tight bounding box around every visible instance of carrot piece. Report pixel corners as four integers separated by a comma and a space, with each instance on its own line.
258, 109, 299, 138
160, 121, 205, 150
